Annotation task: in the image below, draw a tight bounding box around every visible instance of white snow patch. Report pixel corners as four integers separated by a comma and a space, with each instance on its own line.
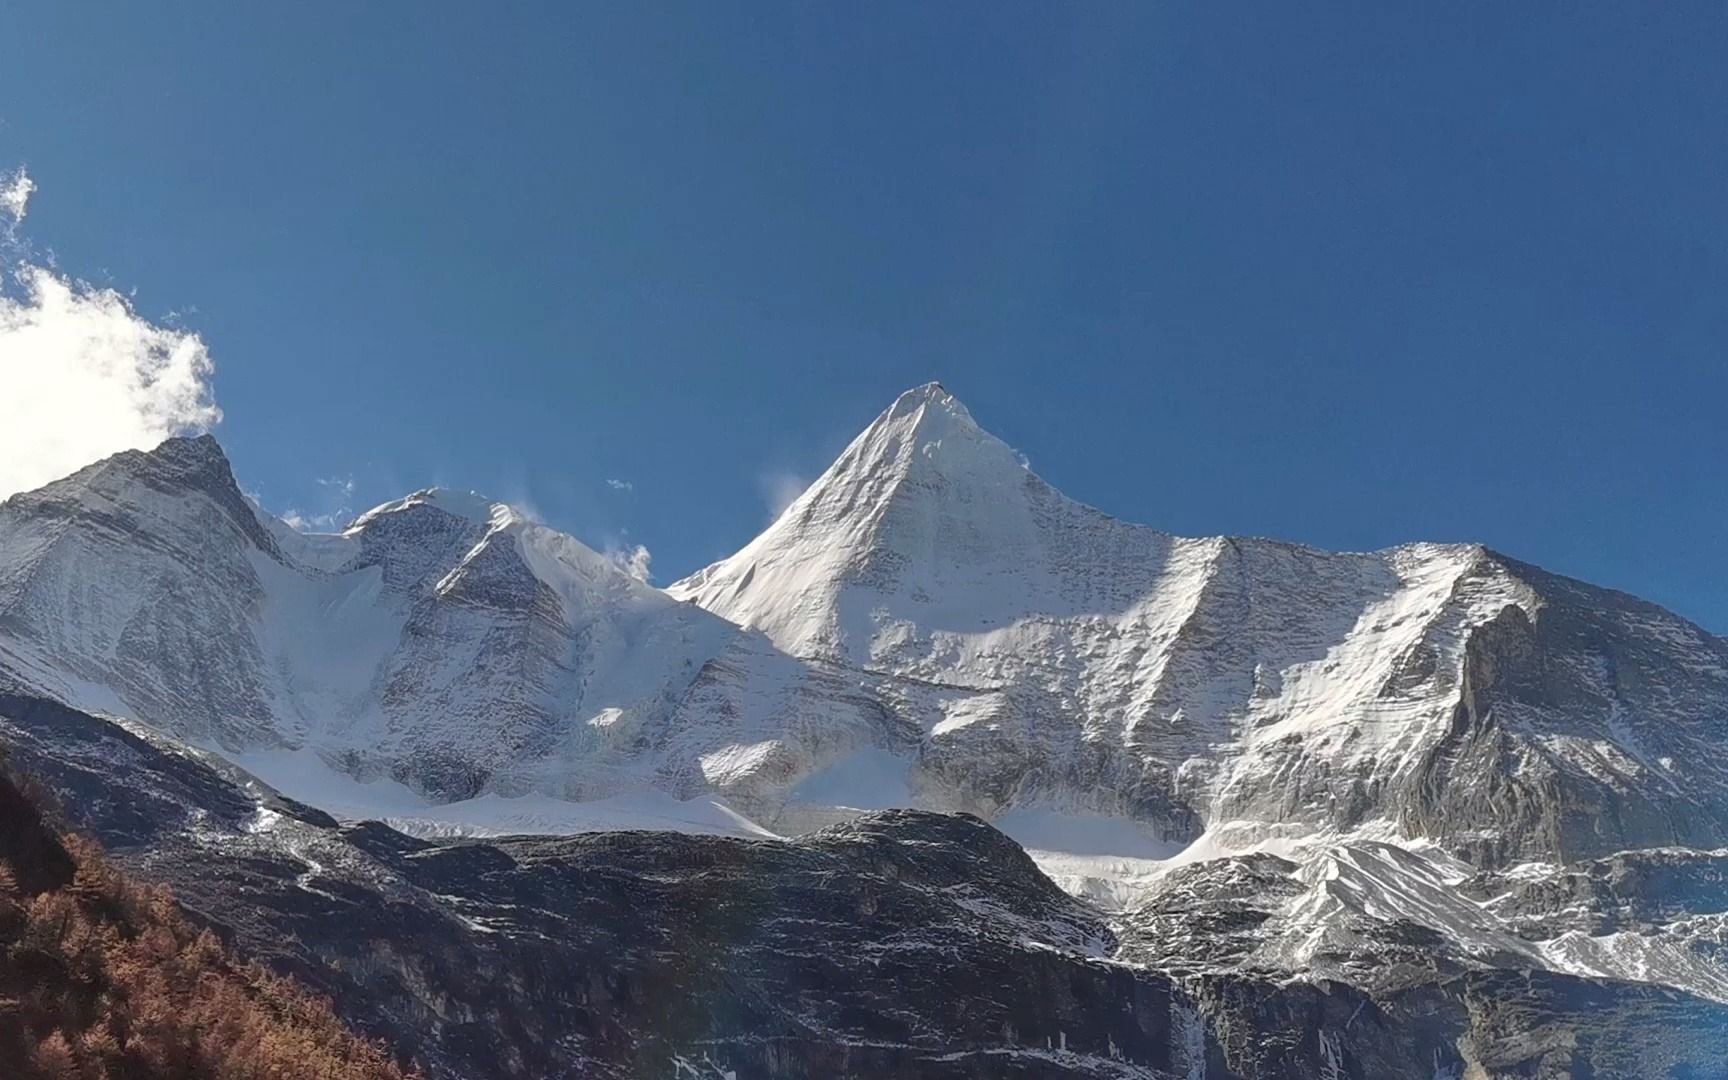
226, 746, 779, 840
388, 790, 780, 841
225, 747, 430, 819
788, 748, 913, 811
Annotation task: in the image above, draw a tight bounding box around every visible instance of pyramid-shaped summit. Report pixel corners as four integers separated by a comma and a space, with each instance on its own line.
669, 382, 1167, 663
671, 385, 1728, 869
776, 381, 1022, 525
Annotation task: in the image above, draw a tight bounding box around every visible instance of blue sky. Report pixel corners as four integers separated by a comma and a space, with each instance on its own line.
3, 4, 1726, 626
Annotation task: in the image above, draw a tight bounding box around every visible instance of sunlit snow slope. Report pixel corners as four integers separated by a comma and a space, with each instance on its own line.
673, 384, 1728, 864
5, 384, 1728, 1005
0, 437, 889, 816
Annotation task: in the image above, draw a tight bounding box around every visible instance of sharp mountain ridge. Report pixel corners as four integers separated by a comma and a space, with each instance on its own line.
4, 384, 1728, 1076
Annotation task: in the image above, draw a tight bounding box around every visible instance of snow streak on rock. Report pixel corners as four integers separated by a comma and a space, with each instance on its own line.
4, 383, 1728, 1008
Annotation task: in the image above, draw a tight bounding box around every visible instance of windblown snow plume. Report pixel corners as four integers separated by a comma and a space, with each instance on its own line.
0, 168, 221, 500
0, 168, 34, 226
757, 469, 809, 522
606, 541, 653, 583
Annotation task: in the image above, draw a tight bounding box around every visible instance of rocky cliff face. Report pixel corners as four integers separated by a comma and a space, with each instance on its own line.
5, 687, 1725, 1080
4, 385, 1728, 1075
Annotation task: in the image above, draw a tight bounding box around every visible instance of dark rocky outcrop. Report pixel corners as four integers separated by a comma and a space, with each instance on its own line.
5, 691, 1728, 1078
0, 737, 409, 1079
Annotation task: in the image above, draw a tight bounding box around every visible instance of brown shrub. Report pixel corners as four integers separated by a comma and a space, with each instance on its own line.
0, 753, 413, 1079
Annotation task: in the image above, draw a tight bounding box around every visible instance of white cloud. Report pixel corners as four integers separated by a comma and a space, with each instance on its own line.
0, 173, 221, 500
280, 509, 346, 533
757, 470, 809, 523
0, 168, 34, 226
606, 478, 634, 492
605, 541, 653, 583
276, 475, 356, 532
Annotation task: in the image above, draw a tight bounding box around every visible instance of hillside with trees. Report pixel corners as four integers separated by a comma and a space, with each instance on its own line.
0, 752, 412, 1079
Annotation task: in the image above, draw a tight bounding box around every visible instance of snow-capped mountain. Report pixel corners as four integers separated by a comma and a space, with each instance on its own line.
0, 436, 887, 816
673, 382, 1728, 1013
674, 383, 1728, 864
26, 689, 1706, 1080
5, 382, 1728, 1040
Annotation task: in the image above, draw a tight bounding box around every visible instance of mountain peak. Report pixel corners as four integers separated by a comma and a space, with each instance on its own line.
667, 386, 1059, 660
842, 383, 1020, 495
878, 382, 980, 441
121, 432, 236, 488
158, 431, 230, 463
1, 433, 273, 551
345, 488, 510, 534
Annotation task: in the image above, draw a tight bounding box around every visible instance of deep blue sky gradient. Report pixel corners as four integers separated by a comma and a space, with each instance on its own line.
4, 4, 1727, 626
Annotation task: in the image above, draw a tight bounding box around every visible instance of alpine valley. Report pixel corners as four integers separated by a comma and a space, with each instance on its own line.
2, 384, 1726, 1078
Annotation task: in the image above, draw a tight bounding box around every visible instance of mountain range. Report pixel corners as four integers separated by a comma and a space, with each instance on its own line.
2, 383, 1725, 1077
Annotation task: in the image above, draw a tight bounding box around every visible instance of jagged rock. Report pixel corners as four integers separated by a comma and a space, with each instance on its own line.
9, 690, 1728, 1079
5, 385, 1728, 1073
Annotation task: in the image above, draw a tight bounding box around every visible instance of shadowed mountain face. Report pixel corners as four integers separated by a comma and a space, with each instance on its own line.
4, 688, 1726, 1080
4, 385, 1728, 1075
0, 713, 408, 1079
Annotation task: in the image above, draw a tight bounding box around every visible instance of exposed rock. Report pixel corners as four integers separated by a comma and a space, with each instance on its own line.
7, 692, 1728, 1079
5, 385, 1728, 1075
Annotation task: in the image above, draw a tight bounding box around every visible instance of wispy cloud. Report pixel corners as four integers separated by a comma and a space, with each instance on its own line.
0, 168, 35, 227
276, 475, 357, 533
604, 540, 653, 583
0, 168, 221, 500
605, 478, 634, 492
757, 470, 809, 523
280, 509, 346, 532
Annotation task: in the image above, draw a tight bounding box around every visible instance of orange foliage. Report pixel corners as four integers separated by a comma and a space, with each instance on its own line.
0, 759, 413, 1080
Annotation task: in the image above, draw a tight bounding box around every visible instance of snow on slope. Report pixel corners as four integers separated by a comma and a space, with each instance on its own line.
229, 747, 777, 840
8, 395, 1728, 869
0, 440, 898, 818
672, 384, 1728, 864
664, 383, 1728, 1002
8, 393, 1728, 864
8, 388, 1728, 1007
669, 383, 1518, 826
